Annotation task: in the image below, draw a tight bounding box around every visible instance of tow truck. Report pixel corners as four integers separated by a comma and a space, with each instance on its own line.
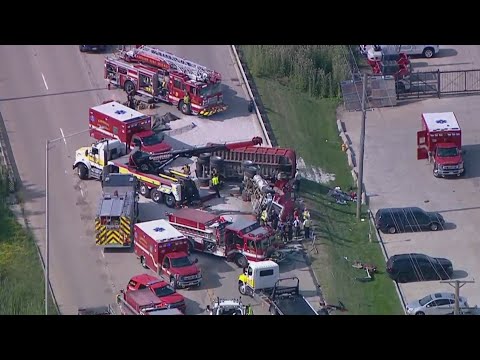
417, 112, 465, 178
134, 219, 202, 289
88, 100, 171, 154
105, 45, 227, 117
167, 208, 277, 268
95, 173, 139, 248
73, 136, 263, 208
238, 261, 318, 315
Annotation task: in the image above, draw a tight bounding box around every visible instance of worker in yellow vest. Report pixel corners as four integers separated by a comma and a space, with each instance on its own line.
260, 209, 268, 226
212, 173, 221, 198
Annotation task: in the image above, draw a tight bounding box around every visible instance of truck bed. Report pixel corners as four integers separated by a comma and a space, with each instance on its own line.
273, 295, 318, 316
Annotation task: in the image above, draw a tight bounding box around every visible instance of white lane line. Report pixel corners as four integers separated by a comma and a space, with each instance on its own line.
80, 189, 84, 198
101, 251, 105, 259
41, 73, 49, 90
59, 128, 67, 145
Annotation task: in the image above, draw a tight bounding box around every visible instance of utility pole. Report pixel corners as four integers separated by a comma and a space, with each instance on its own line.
356, 73, 368, 220
440, 280, 475, 315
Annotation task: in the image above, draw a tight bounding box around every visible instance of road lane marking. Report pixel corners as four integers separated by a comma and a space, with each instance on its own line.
59, 128, 67, 145
41, 73, 49, 90
80, 189, 84, 197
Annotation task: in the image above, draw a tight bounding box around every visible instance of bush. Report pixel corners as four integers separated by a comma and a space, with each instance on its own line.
239, 45, 351, 99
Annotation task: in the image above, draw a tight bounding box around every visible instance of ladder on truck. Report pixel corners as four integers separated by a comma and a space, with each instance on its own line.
127, 45, 221, 84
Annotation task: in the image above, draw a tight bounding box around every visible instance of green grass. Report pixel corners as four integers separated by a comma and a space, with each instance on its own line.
0, 175, 57, 315
254, 77, 403, 315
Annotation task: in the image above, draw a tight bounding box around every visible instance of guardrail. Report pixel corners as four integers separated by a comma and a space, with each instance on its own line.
230, 45, 275, 147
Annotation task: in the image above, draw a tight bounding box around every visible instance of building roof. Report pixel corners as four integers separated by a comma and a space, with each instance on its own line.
91, 101, 148, 123
423, 112, 460, 132
136, 219, 185, 243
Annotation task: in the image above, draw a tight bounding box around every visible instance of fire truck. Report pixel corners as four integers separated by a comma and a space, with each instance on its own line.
89, 101, 172, 154
105, 45, 227, 117
134, 219, 202, 289
197, 145, 297, 181
167, 208, 277, 268
95, 173, 139, 248
417, 112, 465, 178
73, 137, 263, 208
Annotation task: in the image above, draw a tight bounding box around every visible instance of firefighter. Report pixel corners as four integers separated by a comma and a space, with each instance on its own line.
211, 172, 221, 198
303, 208, 310, 221
182, 164, 191, 175
260, 208, 268, 226
183, 91, 191, 112
303, 217, 311, 240
293, 217, 301, 239
246, 304, 254, 315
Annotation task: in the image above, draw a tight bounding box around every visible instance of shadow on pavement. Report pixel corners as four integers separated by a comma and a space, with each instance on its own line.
451, 270, 469, 280
0, 88, 110, 103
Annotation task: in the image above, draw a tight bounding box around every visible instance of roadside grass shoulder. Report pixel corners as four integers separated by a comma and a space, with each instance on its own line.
0, 176, 56, 315
252, 77, 403, 315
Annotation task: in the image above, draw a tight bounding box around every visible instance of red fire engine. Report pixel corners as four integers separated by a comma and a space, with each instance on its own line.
167, 208, 277, 268
105, 45, 227, 117
89, 101, 171, 154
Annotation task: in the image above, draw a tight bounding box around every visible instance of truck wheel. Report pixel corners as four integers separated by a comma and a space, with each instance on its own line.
151, 189, 163, 203
242, 160, 255, 171
433, 168, 440, 178
423, 47, 434, 58
124, 80, 136, 95
197, 153, 211, 165
210, 156, 224, 168
165, 194, 176, 208
140, 256, 148, 269
238, 282, 247, 295
235, 254, 248, 268
244, 166, 257, 179
179, 100, 191, 115
170, 277, 177, 290
77, 163, 88, 180
139, 184, 151, 198
140, 164, 150, 173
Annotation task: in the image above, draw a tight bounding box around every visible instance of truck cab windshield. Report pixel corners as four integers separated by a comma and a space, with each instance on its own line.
154, 285, 175, 297
141, 133, 164, 146
437, 147, 459, 157
171, 257, 192, 268
199, 83, 221, 97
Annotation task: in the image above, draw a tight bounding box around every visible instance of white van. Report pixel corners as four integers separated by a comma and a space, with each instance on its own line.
363, 45, 440, 59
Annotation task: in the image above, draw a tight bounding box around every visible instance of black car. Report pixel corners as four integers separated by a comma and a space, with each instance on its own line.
79, 45, 106, 53
374, 207, 445, 234
386, 253, 453, 283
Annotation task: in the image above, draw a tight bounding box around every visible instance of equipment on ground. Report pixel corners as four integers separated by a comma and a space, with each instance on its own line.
416, 112, 465, 178
206, 297, 251, 315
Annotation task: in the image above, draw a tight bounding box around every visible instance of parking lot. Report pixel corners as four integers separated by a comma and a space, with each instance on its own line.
341, 45, 480, 309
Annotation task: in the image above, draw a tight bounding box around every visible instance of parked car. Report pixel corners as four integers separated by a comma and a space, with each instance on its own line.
126, 274, 186, 313
375, 207, 445, 234
406, 292, 470, 315
386, 253, 453, 283
79, 45, 106, 53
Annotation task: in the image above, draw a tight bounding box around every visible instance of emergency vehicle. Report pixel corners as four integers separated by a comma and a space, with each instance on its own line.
95, 174, 139, 248
417, 112, 465, 178
89, 101, 171, 154
105, 45, 227, 117
73, 137, 263, 208
134, 219, 202, 289
167, 208, 277, 268
117, 288, 183, 315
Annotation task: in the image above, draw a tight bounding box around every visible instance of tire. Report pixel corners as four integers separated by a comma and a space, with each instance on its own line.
170, 277, 177, 290
423, 47, 434, 59
140, 164, 149, 173
77, 163, 88, 180
235, 254, 248, 268
79, 45, 86, 52
124, 80, 136, 95
151, 189, 163, 203
179, 100, 191, 115
140, 256, 148, 269
430, 222, 440, 231
242, 160, 255, 171
165, 194, 176, 208
139, 183, 151, 198
397, 273, 408, 283
396, 82, 406, 94
187, 239, 194, 254
238, 282, 247, 295
415, 311, 425, 315
388, 226, 397, 234
244, 166, 257, 179
210, 156, 224, 169
198, 153, 211, 165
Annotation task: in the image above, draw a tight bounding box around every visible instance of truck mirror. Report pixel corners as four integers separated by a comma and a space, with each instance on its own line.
92, 147, 99, 156
194, 258, 199, 264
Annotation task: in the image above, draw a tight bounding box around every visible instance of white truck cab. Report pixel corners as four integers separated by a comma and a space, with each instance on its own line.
73, 139, 127, 180
238, 260, 280, 295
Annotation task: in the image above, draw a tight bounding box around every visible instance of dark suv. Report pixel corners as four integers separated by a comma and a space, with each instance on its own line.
375, 207, 445, 234
386, 253, 453, 283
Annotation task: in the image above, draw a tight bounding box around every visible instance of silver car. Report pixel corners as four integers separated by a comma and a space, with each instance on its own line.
406, 292, 469, 315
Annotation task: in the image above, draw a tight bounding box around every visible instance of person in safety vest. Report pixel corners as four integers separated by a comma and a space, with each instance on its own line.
303, 218, 311, 239
211, 173, 221, 198
260, 208, 268, 226
303, 208, 310, 221
246, 304, 254, 315
183, 92, 190, 105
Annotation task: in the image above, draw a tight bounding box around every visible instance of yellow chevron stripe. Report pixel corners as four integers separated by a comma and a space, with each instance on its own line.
120, 217, 131, 236
95, 219, 102, 232
107, 231, 122, 245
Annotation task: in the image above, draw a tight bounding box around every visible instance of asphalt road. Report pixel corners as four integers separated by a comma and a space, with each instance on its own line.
0, 45, 320, 314
342, 45, 480, 310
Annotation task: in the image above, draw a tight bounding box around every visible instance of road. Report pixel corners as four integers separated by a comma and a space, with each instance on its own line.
341, 45, 480, 311
0, 45, 319, 314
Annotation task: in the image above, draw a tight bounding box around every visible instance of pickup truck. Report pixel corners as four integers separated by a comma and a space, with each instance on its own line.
265, 277, 318, 315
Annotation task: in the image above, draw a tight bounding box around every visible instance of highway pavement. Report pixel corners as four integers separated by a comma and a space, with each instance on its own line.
341, 45, 480, 310
0, 45, 320, 314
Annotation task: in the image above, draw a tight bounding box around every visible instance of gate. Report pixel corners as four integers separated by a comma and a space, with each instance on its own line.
341, 75, 397, 111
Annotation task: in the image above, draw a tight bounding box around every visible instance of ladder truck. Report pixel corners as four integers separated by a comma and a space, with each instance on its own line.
105, 45, 227, 117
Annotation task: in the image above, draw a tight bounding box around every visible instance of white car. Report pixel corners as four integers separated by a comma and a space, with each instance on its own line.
406, 292, 470, 315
